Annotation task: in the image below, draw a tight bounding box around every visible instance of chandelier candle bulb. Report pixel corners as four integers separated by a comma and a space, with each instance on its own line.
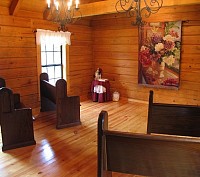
75, 0, 79, 9
44, 0, 82, 31
47, 0, 50, 8
55, 1, 59, 10
67, 1, 71, 10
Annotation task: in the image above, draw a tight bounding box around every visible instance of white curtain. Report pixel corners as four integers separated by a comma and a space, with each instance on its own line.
36, 29, 71, 45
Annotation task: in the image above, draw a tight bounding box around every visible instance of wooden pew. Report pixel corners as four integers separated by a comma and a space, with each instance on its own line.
40, 73, 81, 129
98, 110, 200, 177
0, 78, 6, 87
147, 90, 200, 137
0, 77, 23, 109
0, 87, 36, 151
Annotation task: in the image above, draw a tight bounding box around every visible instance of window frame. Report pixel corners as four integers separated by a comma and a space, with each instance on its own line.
41, 43, 63, 85
37, 44, 69, 101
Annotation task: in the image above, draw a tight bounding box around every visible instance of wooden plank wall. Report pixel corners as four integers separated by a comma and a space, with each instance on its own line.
91, 5, 200, 105
0, 15, 39, 114
0, 11, 93, 115
0, 3, 199, 116
67, 24, 94, 100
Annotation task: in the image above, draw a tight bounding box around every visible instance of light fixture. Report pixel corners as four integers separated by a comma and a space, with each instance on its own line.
44, 0, 82, 31
115, 0, 163, 26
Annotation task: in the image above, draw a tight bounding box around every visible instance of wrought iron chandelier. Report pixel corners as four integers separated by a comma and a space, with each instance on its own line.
44, 0, 82, 31
115, 0, 163, 26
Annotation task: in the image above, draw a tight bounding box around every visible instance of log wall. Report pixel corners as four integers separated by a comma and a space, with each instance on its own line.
0, 11, 93, 115
0, 4, 200, 116
67, 24, 94, 100
91, 5, 200, 105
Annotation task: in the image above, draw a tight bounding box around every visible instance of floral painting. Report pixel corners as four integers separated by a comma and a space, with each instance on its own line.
138, 21, 182, 89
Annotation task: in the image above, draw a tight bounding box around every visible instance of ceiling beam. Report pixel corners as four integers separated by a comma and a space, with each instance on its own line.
9, 0, 23, 15
79, 0, 200, 17
80, 0, 116, 17
42, 0, 200, 20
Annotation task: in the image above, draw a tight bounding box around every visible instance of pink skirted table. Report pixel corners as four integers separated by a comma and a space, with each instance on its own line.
91, 79, 111, 103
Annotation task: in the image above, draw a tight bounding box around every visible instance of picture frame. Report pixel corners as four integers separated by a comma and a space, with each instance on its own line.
138, 21, 182, 89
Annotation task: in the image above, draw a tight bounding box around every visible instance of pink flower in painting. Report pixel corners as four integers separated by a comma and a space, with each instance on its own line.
151, 33, 162, 44
164, 40, 175, 51
169, 30, 179, 38
139, 46, 152, 66
150, 53, 161, 62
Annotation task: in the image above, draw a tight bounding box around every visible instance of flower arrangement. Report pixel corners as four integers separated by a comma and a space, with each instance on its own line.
139, 22, 181, 68
138, 21, 182, 87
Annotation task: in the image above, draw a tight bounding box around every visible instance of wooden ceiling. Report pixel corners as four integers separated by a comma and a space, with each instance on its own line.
0, 0, 200, 19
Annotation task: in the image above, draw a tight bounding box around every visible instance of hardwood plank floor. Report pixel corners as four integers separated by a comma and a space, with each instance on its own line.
0, 99, 148, 177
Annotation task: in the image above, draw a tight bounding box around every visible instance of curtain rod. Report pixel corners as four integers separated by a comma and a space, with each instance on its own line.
33, 29, 74, 35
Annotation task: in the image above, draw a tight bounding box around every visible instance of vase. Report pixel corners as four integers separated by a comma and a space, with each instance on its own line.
112, 91, 120, 102
159, 61, 165, 78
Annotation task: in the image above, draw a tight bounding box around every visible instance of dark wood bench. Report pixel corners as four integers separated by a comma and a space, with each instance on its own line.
40, 73, 81, 129
0, 78, 6, 87
147, 90, 200, 137
0, 87, 36, 151
98, 110, 200, 177
0, 77, 24, 109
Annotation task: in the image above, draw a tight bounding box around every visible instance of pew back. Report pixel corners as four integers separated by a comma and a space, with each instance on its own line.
0, 77, 6, 87
147, 90, 200, 137
0, 77, 25, 115
40, 73, 81, 129
98, 111, 200, 177
40, 80, 56, 104
40, 73, 56, 111
0, 87, 36, 151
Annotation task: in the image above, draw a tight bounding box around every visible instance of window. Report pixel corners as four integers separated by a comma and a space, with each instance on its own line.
36, 29, 70, 87
41, 43, 63, 85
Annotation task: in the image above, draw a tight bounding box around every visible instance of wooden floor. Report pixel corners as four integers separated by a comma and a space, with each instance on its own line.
0, 99, 148, 177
